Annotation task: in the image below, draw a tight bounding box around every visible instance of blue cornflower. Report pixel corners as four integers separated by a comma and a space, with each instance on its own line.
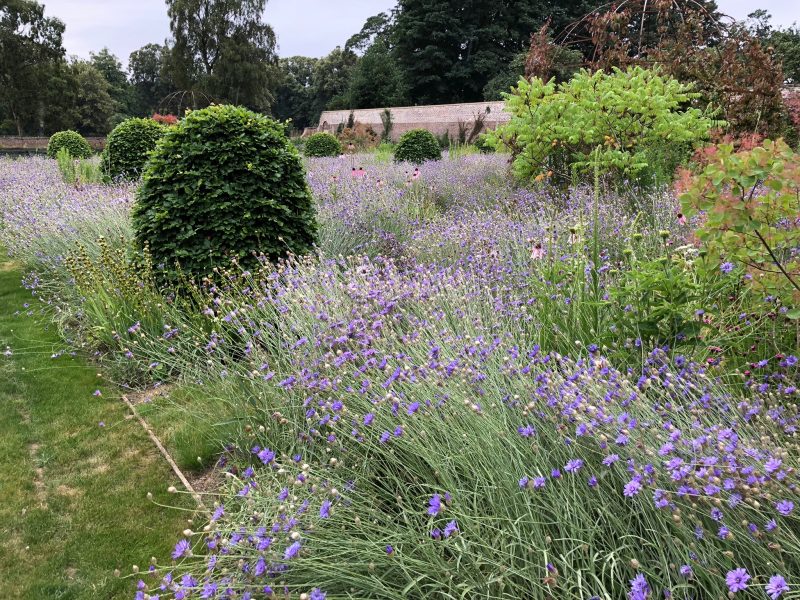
766, 574, 789, 599
443, 520, 458, 538
172, 539, 190, 560
427, 494, 443, 516
284, 541, 302, 559
720, 262, 735, 274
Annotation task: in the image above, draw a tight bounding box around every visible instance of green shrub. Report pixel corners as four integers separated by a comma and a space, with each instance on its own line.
394, 129, 442, 164
304, 132, 341, 157
101, 117, 165, 181
47, 130, 93, 159
490, 66, 719, 185
474, 133, 494, 154
132, 105, 316, 280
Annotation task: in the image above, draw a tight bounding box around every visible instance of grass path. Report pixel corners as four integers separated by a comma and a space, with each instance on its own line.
0, 252, 191, 599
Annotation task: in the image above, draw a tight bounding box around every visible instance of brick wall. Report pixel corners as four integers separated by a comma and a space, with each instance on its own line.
317, 101, 510, 141
0, 136, 105, 151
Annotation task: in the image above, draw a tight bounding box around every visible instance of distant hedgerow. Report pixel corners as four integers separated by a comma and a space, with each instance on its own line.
394, 129, 442, 164
132, 105, 316, 280
47, 130, 93, 159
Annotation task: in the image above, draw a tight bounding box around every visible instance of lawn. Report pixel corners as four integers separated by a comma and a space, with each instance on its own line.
0, 249, 192, 599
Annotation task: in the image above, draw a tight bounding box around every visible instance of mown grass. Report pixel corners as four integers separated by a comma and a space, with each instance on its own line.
0, 249, 192, 599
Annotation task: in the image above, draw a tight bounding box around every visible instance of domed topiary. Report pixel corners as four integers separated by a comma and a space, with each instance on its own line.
47, 130, 93, 159
304, 132, 341, 157
393, 129, 441, 164
132, 105, 316, 279
101, 117, 166, 181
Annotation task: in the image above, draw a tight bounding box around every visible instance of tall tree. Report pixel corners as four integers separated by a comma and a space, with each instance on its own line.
0, 0, 65, 135
129, 43, 175, 115
62, 59, 115, 134
746, 11, 800, 84
273, 56, 319, 130
346, 40, 409, 109
311, 47, 357, 114
166, 0, 278, 110
392, 0, 593, 105
90, 47, 134, 118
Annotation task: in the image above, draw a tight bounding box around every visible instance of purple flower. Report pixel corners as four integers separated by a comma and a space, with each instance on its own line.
93, 389, 102, 397
309, 589, 326, 600
720, 262, 735, 274
172, 539, 190, 560
386, 545, 394, 555
443, 520, 458, 538
725, 568, 750, 593
407, 402, 420, 415
284, 541, 302, 559
320, 500, 332, 519
518, 424, 535, 437
776, 500, 794, 516
629, 573, 650, 600
564, 458, 584, 473
766, 574, 789, 599
532, 476, 546, 489
427, 494, 443, 516
765, 457, 783, 474
603, 454, 620, 467
679, 565, 692, 577
623, 479, 642, 497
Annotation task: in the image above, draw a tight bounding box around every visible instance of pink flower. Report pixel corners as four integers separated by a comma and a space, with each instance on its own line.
530, 243, 545, 260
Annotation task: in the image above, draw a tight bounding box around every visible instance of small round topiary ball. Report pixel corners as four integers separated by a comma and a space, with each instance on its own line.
393, 129, 441, 164
101, 117, 166, 181
132, 104, 317, 279
304, 132, 342, 157
47, 130, 93, 159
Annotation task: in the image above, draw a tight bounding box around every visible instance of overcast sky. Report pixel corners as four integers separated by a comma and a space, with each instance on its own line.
41, 0, 798, 66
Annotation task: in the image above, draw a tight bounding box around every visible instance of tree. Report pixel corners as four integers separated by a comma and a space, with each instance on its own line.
63, 60, 115, 134
311, 47, 357, 114
129, 43, 175, 115
272, 56, 319, 131
392, 0, 593, 105
90, 47, 134, 117
0, 0, 65, 135
166, 0, 278, 110
746, 11, 800, 84
346, 40, 409, 109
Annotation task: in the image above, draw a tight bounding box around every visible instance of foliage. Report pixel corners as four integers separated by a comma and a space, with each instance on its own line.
47, 130, 92, 159
63, 59, 116, 134
101, 117, 166, 181
491, 67, 717, 184
166, 0, 278, 111
379, 109, 394, 142
746, 10, 800, 84
345, 39, 409, 109
132, 105, 316, 279
394, 129, 442, 164
311, 47, 357, 114
152, 113, 178, 125
551, 0, 787, 139
304, 132, 341, 157
0, 0, 65, 136
56, 148, 103, 185
679, 138, 800, 309
273, 56, 320, 131
393, 0, 594, 105
339, 122, 379, 151
129, 43, 175, 115
90, 47, 134, 117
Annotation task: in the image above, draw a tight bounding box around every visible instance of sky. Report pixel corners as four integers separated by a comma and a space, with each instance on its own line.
40, 0, 799, 67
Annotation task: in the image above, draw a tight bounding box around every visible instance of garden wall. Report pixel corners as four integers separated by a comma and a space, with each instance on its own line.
315, 101, 511, 141
0, 136, 106, 152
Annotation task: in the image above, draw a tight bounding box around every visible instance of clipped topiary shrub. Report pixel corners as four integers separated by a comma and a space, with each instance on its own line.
47, 130, 93, 159
394, 129, 441, 164
304, 132, 341, 157
101, 117, 165, 181
132, 105, 316, 279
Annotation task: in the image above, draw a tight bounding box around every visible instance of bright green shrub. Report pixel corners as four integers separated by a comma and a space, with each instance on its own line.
132, 105, 316, 279
489, 66, 719, 184
47, 130, 93, 159
101, 117, 165, 181
304, 132, 341, 157
394, 129, 442, 164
